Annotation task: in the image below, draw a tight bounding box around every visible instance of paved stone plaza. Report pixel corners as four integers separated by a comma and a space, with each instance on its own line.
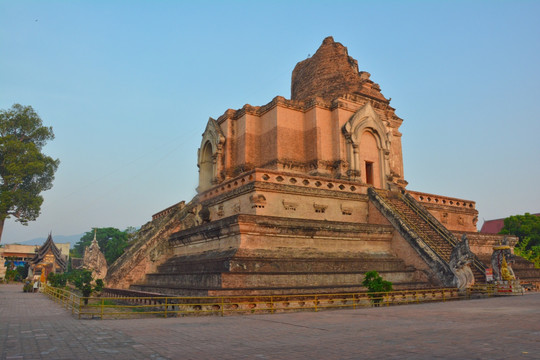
1, 284, 539, 359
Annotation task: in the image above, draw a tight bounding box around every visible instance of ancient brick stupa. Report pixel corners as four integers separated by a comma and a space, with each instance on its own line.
83, 230, 108, 280
107, 37, 523, 295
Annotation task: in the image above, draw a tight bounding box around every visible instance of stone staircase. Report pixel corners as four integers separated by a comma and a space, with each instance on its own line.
105, 201, 191, 289
369, 188, 485, 286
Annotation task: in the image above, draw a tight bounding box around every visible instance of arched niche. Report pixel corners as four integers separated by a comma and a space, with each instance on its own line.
199, 141, 214, 191
197, 118, 226, 193
358, 130, 381, 187
342, 102, 391, 189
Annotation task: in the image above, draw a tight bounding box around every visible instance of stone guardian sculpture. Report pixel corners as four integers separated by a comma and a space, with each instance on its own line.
449, 234, 475, 290
491, 237, 515, 282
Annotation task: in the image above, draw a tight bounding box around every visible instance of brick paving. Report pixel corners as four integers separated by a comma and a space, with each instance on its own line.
1, 284, 539, 359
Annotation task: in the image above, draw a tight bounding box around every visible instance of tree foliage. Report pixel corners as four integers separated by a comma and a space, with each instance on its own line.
69, 269, 104, 304
2, 257, 28, 282
500, 213, 540, 268
47, 272, 67, 288
72, 227, 131, 265
0, 104, 59, 243
362, 270, 393, 292
362, 270, 393, 306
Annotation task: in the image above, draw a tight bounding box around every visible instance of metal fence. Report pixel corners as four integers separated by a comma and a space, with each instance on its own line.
42, 284, 524, 320
43, 286, 466, 320
466, 281, 524, 297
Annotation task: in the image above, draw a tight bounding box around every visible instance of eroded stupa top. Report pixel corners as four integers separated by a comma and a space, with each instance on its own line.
291, 36, 388, 103
83, 229, 108, 279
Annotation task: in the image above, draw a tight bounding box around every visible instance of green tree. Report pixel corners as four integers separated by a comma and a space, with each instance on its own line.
70, 269, 102, 304
47, 272, 67, 287
72, 227, 130, 265
0, 104, 59, 243
362, 270, 393, 306
500, 213, 540, 268
2, 256, 27, 282
125, 226, 138, 246
3, 258, 17, 282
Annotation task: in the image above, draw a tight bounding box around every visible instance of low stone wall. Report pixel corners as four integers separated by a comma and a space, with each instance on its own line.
408, 190, 478, 233
452, 232, 518, 260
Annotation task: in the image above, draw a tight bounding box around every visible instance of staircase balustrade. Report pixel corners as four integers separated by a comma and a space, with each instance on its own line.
369, 188, 486, 285
400, 192, 486, 277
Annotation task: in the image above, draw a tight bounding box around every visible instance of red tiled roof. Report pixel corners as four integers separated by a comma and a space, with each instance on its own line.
480, 219, 505, 234
481, 213, 540, 234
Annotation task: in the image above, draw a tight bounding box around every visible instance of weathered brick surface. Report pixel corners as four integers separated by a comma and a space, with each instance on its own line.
106, 37, 540, 298
291, 36, 388, 102
106, 202, 191, 289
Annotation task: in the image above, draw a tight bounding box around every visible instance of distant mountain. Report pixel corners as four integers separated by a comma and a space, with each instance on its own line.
12, 234, 83, 247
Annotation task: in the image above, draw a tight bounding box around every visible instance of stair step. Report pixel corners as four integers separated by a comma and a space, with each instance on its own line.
373, 189, 485, 283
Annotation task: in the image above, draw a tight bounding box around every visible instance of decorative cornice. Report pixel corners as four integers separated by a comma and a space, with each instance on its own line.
198, 168, 369, 203
407, 190, 476, 210
216, 92, 398, 125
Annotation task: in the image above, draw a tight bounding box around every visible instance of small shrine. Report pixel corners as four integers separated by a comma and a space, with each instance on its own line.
29, 233, 67, 281
490, 238, 523, 293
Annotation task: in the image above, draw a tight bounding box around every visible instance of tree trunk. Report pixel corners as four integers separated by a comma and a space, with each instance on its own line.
0, 217, 5, 244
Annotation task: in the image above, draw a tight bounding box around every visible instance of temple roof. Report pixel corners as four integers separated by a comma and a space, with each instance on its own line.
481, 213, 540, 234
291, 36, 389, 103
30, 233, 67, 271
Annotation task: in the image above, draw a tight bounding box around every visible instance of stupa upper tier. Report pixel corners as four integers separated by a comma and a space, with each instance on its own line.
291, 36, 389, 103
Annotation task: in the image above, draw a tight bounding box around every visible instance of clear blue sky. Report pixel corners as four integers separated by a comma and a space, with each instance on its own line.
1, 1, 539, 243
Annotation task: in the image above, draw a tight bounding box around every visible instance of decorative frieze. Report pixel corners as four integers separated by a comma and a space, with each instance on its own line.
341, 205, 353, 216
313, 203, 328, 213
250, 194, 266, 209
282, 200, 298, 211
199, 169, 368, 202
